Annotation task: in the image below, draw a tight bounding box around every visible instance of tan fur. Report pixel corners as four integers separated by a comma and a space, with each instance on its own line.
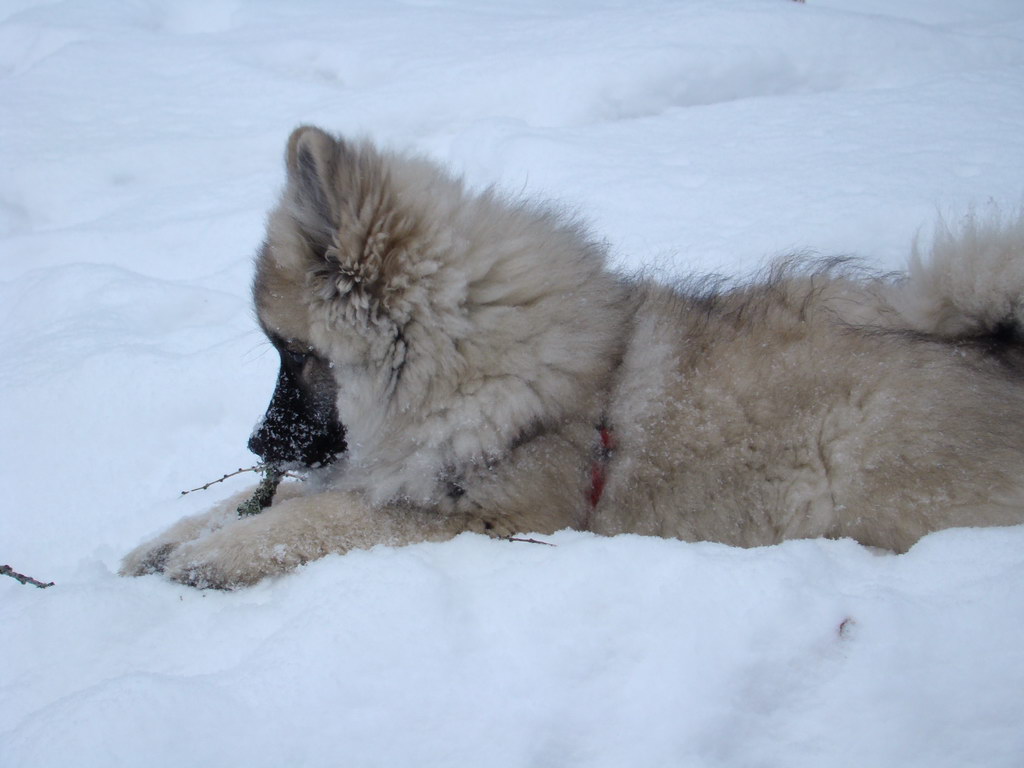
122, 128, 1024, 588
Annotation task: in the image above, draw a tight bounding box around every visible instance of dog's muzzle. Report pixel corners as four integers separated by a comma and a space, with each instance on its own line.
248, 363, 347, 468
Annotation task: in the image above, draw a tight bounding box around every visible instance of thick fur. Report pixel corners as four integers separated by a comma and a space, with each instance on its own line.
122, 127, 1024, 588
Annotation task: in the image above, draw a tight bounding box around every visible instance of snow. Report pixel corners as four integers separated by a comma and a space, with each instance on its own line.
2, 1, 1023, 765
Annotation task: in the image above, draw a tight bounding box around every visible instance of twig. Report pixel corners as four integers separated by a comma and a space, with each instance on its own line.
1, 564, 54, 589
236, 465, 284, 517
181, 464, 301, 497
502, 535, 556, 547
181, 465, 263, 495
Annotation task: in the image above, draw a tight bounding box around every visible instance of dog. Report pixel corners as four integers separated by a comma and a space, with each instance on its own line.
121, 126, 1024, 588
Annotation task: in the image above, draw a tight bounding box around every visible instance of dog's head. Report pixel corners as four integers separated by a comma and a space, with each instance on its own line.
248, 127, 626, 496
248, 126, 460, 473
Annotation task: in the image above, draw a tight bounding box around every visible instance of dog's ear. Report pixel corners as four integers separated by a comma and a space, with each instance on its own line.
285, 125, 338, 232
280, 129, 411, 312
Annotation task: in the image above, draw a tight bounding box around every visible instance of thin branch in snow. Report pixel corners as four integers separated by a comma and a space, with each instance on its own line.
181, 465, 264, 495
181, 464, 302, 498
1, 564, 54, 589
502, 535, 556, 547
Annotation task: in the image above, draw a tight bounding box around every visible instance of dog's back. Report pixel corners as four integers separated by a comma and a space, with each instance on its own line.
597, 212, 1024, 551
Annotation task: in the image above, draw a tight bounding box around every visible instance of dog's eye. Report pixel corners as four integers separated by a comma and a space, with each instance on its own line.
282, 346, 310, 368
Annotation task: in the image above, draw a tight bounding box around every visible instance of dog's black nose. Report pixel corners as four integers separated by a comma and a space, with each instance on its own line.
248, 364, 347, 467
246, 424, 275, 463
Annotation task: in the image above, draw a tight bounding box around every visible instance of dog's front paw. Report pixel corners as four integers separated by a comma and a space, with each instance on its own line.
119, 487, 259, 578
120, 540, 179, 577
160, 508, 315, 589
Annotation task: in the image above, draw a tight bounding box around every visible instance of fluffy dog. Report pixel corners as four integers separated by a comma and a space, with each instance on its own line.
122, 126, 1024, 588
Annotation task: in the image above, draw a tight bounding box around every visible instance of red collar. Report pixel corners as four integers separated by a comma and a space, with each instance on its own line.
589, 426, 614, 507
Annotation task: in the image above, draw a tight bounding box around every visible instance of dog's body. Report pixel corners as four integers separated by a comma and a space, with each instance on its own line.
122, 127, 1024, 588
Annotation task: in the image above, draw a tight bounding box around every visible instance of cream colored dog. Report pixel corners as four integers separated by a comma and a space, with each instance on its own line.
123, 127, 1024, 588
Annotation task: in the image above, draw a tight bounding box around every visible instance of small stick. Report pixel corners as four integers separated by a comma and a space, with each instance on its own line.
181, 465, 263, 495
1, 564, 54, 589
236, 465, 284, 517
502, 535, 556, 547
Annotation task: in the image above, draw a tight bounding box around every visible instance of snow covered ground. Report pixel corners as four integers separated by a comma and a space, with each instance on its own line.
3, 1, 1024, 765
